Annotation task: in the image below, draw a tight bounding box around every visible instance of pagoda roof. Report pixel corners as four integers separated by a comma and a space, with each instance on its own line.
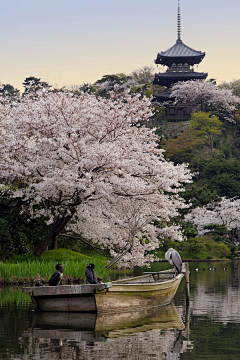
153, 71, 208, 87
155, 40, 205, 66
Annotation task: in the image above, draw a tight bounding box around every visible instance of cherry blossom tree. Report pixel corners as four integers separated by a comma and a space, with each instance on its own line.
170, 80, 240, 120
0, 89, 192, 266
184, 197, 240, 236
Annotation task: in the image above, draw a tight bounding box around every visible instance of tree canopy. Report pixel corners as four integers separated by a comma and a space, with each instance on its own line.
0, 89, 191, 267
171, 80, 240, 120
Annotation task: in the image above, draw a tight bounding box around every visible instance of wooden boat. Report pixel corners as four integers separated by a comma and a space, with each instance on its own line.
22, 263, 186, 313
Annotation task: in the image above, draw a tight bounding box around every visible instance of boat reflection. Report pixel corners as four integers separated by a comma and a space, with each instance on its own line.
30, 302, 184, 339
20, 304, 190, 360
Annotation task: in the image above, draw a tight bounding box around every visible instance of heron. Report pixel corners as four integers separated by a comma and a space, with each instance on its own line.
85, 263, 99, 284
49, 263, 65, 286
165, 248, 182, 274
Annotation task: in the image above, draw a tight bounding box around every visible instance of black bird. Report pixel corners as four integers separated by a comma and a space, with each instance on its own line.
85, 263, 98, 284
49, 263, 65, 286
224, 267, 227, 270
203, 268, 206, 271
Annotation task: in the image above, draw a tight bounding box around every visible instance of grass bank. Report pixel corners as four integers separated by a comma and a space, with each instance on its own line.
0, 249, 110, 285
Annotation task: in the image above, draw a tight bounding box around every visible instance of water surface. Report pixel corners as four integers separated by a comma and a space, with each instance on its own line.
1, 261, 240, 359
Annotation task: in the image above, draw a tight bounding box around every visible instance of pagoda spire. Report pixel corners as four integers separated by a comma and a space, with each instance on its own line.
177, 0, 182, 42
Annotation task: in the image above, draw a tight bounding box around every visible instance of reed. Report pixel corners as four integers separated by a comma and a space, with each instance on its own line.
0, 257, 110, 285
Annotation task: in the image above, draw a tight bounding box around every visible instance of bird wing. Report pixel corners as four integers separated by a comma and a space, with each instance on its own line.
171, 250, 182, 274
85, 268, 98, 284
49, 271, 61, 286
92, 270, 98, 284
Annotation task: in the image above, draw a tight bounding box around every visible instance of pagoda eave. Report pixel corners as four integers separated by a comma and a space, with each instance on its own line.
153, 72, 208, 87
155, 54, 205, 67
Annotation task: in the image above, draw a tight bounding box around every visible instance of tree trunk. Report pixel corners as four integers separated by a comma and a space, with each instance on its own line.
33, 211, 76, 258
53, 236, 58, 249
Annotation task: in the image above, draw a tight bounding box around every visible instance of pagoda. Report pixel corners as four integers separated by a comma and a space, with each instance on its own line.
153, 0, 208, 120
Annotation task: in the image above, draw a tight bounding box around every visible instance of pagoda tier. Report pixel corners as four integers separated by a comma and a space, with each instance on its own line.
153, 40, 208, 87
155, 39, 206, 67
154, 68, 208, 87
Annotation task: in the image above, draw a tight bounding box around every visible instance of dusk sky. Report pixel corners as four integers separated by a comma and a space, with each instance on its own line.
1, 0, 239, 91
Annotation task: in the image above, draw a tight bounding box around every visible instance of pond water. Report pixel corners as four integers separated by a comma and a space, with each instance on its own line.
1, 261, 240, 359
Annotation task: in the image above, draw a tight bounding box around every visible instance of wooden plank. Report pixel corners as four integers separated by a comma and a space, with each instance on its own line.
143, 271, 175, 275
35, 294, 96, 312
22, 283, 109, 296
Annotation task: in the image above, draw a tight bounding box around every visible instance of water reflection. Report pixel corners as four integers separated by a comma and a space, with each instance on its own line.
16, 304, 186, 360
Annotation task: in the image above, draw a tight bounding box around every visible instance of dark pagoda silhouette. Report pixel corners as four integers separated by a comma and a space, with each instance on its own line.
153, 0, 208, 121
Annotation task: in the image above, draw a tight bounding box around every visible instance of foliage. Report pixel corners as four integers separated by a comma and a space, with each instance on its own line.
0, 193, 49, 259
190, 112, 222, 154
181, 221, 198, 239
175, 236, 230, 259
183, 237, 208, 258
162, 126, 204, 164
204, 158, 240, 198
0, 88, 192, 267
181, 185, 221, 209
0, 84, 20, 98
22, 76, 51, 94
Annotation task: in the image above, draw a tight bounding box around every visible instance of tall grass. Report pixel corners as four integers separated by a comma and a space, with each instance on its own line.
0, 249, 111, 284
0, 260, 110, 283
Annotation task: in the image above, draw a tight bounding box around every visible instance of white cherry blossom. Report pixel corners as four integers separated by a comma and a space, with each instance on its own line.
0, 89, 192, 266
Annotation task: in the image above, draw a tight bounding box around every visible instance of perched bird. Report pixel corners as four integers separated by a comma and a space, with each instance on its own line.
85, 263, 99, 284
49, 263, 65, 286
165, 248, 182, 274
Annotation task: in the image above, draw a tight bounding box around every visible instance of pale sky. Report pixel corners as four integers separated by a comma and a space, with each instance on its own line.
0, 0, 239, 92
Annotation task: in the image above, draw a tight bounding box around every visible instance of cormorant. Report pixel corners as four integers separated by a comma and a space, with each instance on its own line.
165, 248, 182, 274
49, 263, 65, 286
85, 263, 99, 284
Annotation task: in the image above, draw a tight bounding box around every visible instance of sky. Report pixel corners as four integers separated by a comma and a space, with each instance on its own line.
0, 0, 239, 92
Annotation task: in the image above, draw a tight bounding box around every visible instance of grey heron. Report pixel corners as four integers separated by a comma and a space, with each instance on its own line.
165, 248, 182, 274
